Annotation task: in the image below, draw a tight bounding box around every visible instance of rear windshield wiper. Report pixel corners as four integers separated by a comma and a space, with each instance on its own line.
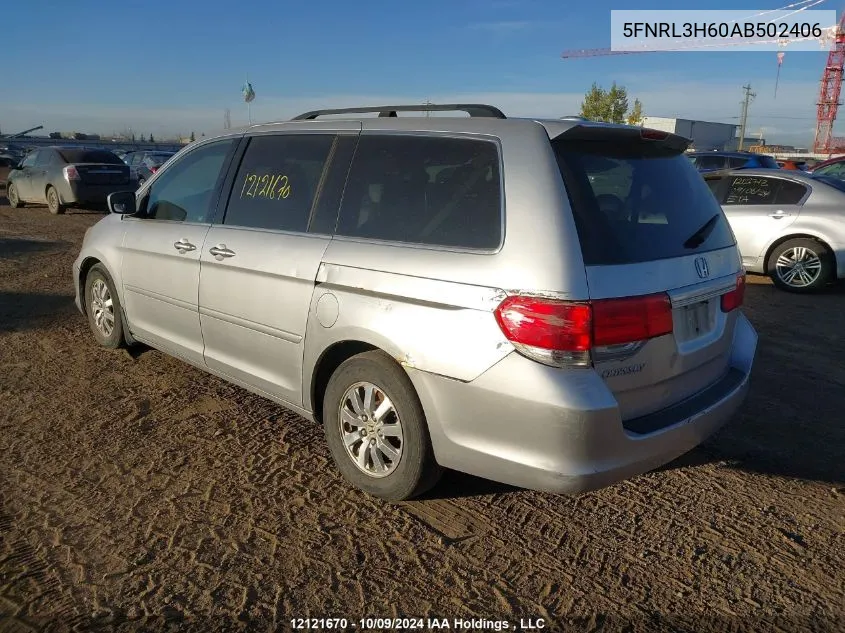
683, 213, 720, 249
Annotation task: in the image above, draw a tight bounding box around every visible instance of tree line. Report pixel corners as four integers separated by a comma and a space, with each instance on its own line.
578, 82, 644, 126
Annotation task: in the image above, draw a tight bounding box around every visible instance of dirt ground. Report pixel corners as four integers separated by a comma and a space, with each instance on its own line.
0, 200, 843, 633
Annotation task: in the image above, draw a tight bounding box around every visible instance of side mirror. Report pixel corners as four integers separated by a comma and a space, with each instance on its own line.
107, 191, 137, 215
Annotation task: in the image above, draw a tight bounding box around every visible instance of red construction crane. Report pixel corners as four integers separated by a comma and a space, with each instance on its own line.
814, 11, 845, 152
561, 14, 845, 154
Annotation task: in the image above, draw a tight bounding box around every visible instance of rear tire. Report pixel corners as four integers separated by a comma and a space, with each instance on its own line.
84, 264, 125, 349
767, 238, 834, 293
322, 350, 442, 501
46, 185, 65, 215
7, 183, 24, 208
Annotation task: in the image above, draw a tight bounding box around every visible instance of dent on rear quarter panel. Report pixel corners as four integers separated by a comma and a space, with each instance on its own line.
301, 262, 515, 403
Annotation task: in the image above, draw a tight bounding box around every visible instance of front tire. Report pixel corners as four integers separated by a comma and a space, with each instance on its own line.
7, 182, 24, 208
322, 350, 442, 501
46, 185, 65, 215
84, 264, 125, 349
767, 238, 834, 293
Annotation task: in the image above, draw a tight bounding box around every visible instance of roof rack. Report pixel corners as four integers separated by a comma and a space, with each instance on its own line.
291, 103, 506, 120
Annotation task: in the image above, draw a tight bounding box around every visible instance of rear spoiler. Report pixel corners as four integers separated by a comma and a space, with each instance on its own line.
552, 123, 691, 154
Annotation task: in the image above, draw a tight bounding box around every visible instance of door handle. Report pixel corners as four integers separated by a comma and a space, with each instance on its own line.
209, 244, 236, 259
769, 210, 787, 218
174, 239, 196, 252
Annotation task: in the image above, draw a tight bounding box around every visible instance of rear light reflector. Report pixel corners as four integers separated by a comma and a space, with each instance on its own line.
592, 293, 673, 347
494, 292, 674, 367
721, 273, 746, 312
63, 165, 80, 181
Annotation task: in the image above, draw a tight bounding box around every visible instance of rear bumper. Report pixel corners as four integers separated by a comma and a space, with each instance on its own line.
58, 180, 132, 206
408, 312, 757, 495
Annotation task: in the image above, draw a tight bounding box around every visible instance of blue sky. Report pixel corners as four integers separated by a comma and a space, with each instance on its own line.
1, 0, 838, 146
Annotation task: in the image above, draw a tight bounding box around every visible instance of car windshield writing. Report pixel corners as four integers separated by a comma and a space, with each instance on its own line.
725, 176, 772, 204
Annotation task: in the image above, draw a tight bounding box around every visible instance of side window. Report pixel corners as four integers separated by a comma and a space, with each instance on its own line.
35, 150, 52, 167
726, 156, 749, 168
223, 134, 336, 232
335, 135, 502, 249
773, 180, 808, 205
141, 139, 234, 222
724, 176, 777, 205
21, 152, 38, 168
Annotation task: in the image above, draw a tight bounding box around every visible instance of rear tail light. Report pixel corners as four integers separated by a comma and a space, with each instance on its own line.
641, 128, 668, 141
720, 273, 746, 312
494, 292, 673, 368
63, 165, 80, 181
150, 166, 158, 173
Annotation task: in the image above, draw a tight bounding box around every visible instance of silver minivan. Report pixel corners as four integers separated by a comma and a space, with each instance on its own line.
72, 103, 758, 501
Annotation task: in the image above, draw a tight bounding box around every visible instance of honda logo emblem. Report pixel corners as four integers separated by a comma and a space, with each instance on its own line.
694, 256, 710, 279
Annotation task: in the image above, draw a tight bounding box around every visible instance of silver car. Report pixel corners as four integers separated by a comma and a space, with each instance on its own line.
704, 168, 845, 293
72, 103, 758, 501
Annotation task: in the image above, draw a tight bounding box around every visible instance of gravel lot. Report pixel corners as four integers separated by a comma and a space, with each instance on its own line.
1, 201, 843, 633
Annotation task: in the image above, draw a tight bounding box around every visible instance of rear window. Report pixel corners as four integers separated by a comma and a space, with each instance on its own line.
57, 149, 123, 164
554, 139, 736, 265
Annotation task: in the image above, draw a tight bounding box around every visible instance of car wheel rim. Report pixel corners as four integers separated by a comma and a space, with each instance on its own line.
48, 189, 57, 210
8, 185, 17, 205
775, 246, 822, 287
90, 278, 115, 337
338, 381, 404, 478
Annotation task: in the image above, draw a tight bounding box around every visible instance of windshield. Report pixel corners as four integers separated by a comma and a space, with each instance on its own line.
554, 139, 736, 265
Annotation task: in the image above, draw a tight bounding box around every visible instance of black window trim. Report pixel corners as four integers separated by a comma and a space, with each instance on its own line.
330, 130, 506, 255
125, 134, 243, 226
721, 174, 811, 207
214, 130, 357, 236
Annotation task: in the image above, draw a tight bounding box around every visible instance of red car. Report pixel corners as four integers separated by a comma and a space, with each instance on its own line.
808, 155, 845, 178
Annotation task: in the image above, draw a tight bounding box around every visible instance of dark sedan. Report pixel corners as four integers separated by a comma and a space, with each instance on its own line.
6, 147, 130, 214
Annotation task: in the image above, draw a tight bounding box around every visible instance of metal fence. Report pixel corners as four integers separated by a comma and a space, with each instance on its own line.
3, 137, 185, 154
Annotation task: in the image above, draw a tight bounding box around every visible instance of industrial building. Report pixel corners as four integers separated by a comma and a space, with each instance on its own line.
641, 117, 761, 152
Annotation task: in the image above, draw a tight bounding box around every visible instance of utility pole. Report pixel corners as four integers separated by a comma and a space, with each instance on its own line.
424, 98, 432, 118
224, 109, 231, 130
738, 83, 755, 151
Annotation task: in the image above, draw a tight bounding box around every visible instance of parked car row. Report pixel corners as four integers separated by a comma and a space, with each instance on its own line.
5, 146, 177, 213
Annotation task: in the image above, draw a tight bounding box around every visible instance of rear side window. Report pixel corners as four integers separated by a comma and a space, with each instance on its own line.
223, 134, 335, 233
554, 139, 736, 265
723, 176, 807, 205
57, 149, 123, 164
335, 135, 502, 249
